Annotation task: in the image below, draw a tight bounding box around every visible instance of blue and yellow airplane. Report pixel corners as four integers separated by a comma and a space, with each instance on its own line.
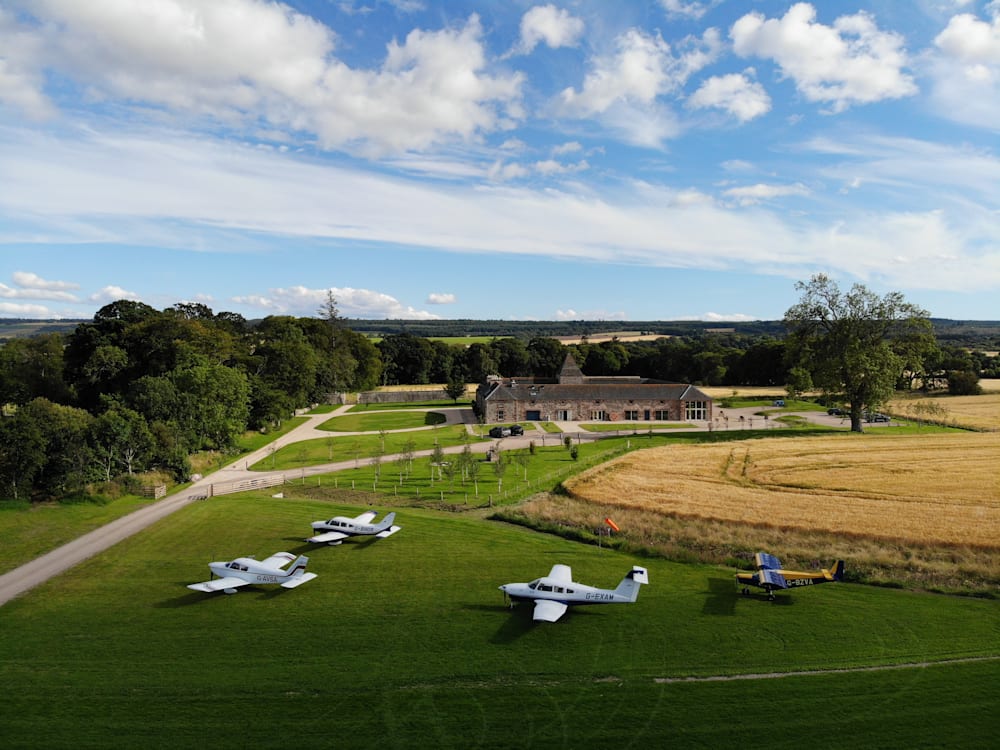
737, 552, 844, 600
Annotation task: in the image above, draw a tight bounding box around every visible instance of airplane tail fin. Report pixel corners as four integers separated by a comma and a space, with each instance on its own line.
288, 555, 310, 577
830, 560, 845, 582
377, 512, 396, 530
614, 566, 650, 602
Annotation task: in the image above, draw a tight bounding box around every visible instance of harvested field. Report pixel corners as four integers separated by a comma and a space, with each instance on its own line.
562, 433, 1000, 548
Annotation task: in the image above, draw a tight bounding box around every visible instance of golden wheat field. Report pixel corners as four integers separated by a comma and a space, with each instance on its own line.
563, 433, 1000, 548
890, 393, 1000, 431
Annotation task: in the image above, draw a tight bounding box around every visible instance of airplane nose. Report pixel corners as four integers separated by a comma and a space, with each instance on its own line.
498, 585, 507, 592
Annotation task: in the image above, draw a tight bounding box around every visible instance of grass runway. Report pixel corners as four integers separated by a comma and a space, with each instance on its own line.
0, 493, 997, 748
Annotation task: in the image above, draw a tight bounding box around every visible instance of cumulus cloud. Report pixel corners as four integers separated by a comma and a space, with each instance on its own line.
0, 301, 51, 316
687, 71, 771, 121
427, 292, 456, 304
234, 285, 439, 319
928, 10, 1000, 131
557, 27, 720, 147
90, 285, 141, 302
731, 3, 917, 113
561, 28, 721, 116
1, 2, 523, 155
516, 4, 584, 54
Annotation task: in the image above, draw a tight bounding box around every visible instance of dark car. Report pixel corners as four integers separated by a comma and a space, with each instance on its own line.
865, 412, 890, 423
509, 424, 524, 436
488, 426, 511, 438
827, 407, 844, 416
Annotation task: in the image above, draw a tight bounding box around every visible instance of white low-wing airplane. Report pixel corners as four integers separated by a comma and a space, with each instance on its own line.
306, 510, 401, 545
187, 552, 317, 594
499, 564, 649, 622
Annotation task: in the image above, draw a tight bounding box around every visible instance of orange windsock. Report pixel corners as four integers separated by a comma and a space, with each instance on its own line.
604, 517, 620, 532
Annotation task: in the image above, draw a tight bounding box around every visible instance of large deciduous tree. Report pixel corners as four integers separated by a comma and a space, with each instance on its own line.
784, 274, 933, 432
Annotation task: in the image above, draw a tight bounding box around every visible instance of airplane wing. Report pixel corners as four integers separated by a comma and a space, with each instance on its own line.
261, 552, 296, 568
187, 576, 250, 593
354, 511, 378, 524
375, 525, 401, 539
533, 599, 568, 622
755, 552, 783, 571
307, 530, 349, 544
547, 564, 573, 583
759, 569, 788, 589
281, 572, 318, 589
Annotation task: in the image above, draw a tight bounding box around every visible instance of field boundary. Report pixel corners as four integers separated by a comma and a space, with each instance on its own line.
653, 655, 1000, 683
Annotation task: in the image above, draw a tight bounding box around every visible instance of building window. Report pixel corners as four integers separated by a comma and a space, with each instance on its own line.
591, 410, 608, 421
497, 407, 505, 421
624, 410, 639, 420
685, 401, 708, 420
556, 409, 571, 421
654, 410, 670, 421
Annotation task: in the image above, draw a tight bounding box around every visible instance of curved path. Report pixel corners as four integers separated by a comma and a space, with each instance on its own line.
0, 403, 852, 606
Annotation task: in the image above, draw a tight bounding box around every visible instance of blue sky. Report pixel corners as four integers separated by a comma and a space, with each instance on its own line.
1, 0, 998, 322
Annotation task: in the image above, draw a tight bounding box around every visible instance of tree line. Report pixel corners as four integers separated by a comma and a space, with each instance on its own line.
0, 279, 989, 501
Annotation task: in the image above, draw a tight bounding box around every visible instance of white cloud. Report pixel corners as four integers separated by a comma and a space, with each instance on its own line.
700, 312, 759, 322
928, 11, 1000, 130
90, 285, 140, 302
234, 284, 439, 319
723, 182, 810, 205
2, 3, 523, 155
552, 141, 582, 155
0, 272, 79, 301
517, 4, 584, 54
12, 271, 80, 292
731, 3, 917, 112
2, 126, 998, 300
561, 28, 721, 116
0, 301, 51, 316
554, 308, 627, 321
427, 292, 455, 304
687, 72, 771, 122
659, 1, 710, 20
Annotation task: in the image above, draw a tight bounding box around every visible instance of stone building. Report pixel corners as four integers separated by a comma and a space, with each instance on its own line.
475, 354, 713, 424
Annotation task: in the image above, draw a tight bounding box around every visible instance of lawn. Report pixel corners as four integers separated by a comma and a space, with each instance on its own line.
0, 494, 996, 748
319, 410, 447, 432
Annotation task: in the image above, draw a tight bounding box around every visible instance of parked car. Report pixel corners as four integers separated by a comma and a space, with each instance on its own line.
488, 426, 512, 438
509, 424, 524, 436
865, 412, 890, 423
827, 407, 844, 416
772, 399, 785, 407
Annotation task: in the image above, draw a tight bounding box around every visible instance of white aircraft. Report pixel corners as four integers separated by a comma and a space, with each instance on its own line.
187, 552, 317, 594
499, 564, 649, 622
306, 510, 401, 545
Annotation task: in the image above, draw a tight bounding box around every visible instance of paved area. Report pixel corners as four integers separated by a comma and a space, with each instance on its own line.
0, 402, 869, 606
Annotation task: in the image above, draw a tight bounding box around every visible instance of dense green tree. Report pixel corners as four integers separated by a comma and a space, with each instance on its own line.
0, 333, 72, 405
490, 338, 531, 377
0, 409, 46, 501
784, 274, 933, 432
91, 406, 152, 481
526, 337, 566, 378
19, 399, 95, 497
171, 361, 250, 449
378, 332, 434, 385
462, 342, 498, 383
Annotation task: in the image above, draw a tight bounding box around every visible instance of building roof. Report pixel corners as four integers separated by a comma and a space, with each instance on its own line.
483, 382, 711, 403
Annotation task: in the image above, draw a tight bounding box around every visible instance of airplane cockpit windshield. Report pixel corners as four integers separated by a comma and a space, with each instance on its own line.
528, 581, 539, 590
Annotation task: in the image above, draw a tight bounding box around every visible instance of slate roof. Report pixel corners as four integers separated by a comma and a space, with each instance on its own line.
483, 382, 711, 403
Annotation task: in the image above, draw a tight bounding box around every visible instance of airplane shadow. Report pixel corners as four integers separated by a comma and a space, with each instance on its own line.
702, 577, 738, 616
462, 602, 538, 644
155, 583, 293, 608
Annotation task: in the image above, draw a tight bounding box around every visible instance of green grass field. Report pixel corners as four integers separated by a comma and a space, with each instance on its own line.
1, 493, 996, 749
319, 410, 447, 432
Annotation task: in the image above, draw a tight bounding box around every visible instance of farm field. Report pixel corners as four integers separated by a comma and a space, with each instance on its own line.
890, 392, 1000, 431
562, 433, 1000, 548
0, 493, 997, 749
